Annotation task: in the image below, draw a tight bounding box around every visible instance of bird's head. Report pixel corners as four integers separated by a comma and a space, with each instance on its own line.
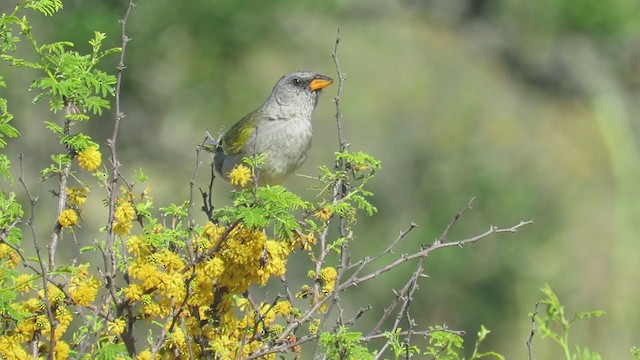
263, 71, 333, 120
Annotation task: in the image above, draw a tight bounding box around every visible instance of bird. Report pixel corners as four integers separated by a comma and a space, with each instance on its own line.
211, 71, 333, 187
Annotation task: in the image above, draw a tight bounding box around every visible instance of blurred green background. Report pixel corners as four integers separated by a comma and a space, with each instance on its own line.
3, 0, 640, 358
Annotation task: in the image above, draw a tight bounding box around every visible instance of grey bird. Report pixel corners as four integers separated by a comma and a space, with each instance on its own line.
212, 71, 333, 186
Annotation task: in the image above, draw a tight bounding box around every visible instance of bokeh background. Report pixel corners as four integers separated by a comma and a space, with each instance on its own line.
3, 0, 640, 358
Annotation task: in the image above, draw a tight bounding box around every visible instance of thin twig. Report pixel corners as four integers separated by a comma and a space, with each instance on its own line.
105, 0, 136, 354
436, 197, 475, 243
18, 154, 57, 360
48, 107, 75, 271
340, 220, 533, 291
527, 300, 540, 360
186, 134, 212, 262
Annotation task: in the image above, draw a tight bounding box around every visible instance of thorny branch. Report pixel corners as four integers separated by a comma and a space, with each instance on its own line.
527, 300, 540, 360
18, 154, 57, 360
104, 0, 136, 354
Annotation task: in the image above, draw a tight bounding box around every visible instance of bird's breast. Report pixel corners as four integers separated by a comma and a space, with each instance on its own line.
252, 117, 313, 182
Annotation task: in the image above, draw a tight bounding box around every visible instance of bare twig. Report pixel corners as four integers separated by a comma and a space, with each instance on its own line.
104, 0, 136, 354
527, 300, 540, 360
373, 255, 425, 359
436, 197, 475, 243
341, 220, 533, 291
18, 154, 56, 360
186, 134, 212, 261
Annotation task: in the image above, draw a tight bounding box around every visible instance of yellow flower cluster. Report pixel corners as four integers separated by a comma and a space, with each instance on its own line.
113, 201, 135, 236
4, 286, 74, 347
228, 164, 252, 187
319, 267, 337, 294
57, 209, 78, 228
0, 243, 20, 269
0, 335, 29, 360
66, 187, 88, 207
68, 274, 100, 307
77, 146, 102, 171
14, 274, 34, 293
107, 318, 126, 336
316, 206, 333, 222
127, 248, 186, 318
196, 222, 289, 295
121, 222, 296, 358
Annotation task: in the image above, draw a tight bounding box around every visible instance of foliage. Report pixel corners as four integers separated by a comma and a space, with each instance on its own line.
536, 284, 605, 360
320, 327, 375, 360
0, 1, 537, 359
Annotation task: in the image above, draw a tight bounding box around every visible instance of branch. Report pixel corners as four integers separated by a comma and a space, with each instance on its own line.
527, 300, 540, 360
18, 154, 57, 360
362, 328, 465, 343
105, 0, 136, 354
340, 219, 533, 291
48, 104, 77, 271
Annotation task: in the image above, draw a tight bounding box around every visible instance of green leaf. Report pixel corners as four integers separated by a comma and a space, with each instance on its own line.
24, 0, 64, 16
575, 310, 606, 320
94, 342, 130, 360
0, 54, 43, 69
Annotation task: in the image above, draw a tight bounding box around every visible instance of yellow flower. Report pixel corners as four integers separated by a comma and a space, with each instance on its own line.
54, 341, 71, 360
115, 202, 135, 223
204, 221, 224, 240
136, 350, 153, 360
319, 267, 337, 294
203, 257, 225, 278
42, 284, 65, 305
0, 335, 29, 360
0, 244, 19, 268
113, 221, 133, 236
123, 284, 143, 302
316, 207, 333, 222
127, 236, 150, 257
66, 187, 88, 206
108, 318, 126, 336
113, 201, 135, 236
58, 209, 78, 228
228, 164, 252, 187
273, 300, 293, 316
69, 276, 100, 306
77, 146, 102, 171
15, 274, 34, 293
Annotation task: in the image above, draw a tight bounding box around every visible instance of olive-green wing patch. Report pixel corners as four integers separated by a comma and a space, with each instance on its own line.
221, 111, 256, 155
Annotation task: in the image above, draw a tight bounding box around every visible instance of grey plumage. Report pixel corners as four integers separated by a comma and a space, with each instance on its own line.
213, 71, 333, 186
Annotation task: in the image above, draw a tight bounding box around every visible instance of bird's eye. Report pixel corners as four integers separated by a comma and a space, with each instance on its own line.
292, 78, 302, 86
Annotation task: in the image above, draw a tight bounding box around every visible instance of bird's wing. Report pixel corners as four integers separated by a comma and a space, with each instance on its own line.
220, 112, 256, 155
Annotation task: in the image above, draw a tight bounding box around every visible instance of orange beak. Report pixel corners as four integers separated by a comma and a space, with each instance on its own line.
309, 75, 334, 92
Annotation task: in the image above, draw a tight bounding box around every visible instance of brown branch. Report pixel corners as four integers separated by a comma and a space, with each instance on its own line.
48, 107, 76, 271
18, 154, 56, 360
527, 300, 540, 360
105, 0, 136, 355
340, 219, 533, 291
436, 197, 475, 243
186, 134, 212, 262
